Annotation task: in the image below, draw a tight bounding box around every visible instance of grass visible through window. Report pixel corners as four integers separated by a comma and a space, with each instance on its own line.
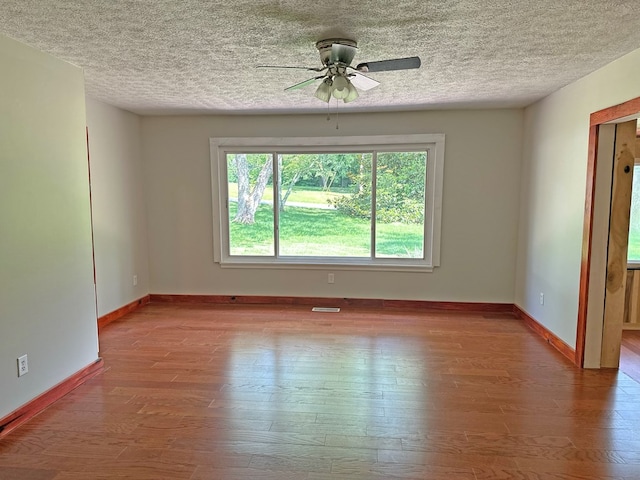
229, 202, 423, 258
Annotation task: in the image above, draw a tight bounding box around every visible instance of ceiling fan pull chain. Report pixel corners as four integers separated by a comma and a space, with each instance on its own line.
335, 99, 340, 130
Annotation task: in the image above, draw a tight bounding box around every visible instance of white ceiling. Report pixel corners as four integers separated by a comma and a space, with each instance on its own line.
2, 1, 640, 115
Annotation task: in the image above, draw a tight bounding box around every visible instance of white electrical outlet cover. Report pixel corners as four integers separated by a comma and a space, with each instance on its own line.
17, 354, 28, 376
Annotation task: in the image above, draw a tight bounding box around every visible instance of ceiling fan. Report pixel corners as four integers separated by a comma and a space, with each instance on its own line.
258, 38, 421, 104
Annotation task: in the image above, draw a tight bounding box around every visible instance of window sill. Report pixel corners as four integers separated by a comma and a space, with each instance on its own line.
218, 258, 434, 273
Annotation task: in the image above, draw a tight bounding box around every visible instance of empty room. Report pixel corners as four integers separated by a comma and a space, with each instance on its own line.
3, 1, 640, 479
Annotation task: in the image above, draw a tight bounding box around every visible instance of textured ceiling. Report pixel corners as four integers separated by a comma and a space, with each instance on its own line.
1, 1, 640, 115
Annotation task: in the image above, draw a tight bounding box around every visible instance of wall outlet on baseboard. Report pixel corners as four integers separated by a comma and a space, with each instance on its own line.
133, 275, 138, 286
328, 273, 335, 284
539, 293, 544, 305
17, 354, 28, 377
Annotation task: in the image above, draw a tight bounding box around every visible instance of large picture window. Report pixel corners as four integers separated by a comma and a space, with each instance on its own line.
211, 135, 444, 271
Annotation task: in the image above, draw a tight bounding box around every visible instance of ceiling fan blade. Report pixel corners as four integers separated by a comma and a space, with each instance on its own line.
284, 76, 324, 91
258, 65, 326, 72
330, 43, 357, 66
349, 72, 380, 91
355, 56, 421, 73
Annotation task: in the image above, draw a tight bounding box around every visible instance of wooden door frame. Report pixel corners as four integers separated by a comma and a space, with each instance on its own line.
576, 96, 640, 367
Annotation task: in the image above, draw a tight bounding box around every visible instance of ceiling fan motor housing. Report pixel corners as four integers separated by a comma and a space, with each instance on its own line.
315, 38, 357, 66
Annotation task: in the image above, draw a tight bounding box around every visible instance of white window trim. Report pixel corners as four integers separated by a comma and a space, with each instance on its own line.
210, 134, 445, 272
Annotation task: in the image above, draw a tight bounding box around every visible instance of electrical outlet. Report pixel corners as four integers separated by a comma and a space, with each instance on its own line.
539, 293, 544, 305
133, 275, 138, 286
17, 354, 28, 377
328, 273, 335, 284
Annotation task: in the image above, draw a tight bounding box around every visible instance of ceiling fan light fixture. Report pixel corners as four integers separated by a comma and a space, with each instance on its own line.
315, 78, 333, 103
265, 38, 422, 105
343, 82, 359, 103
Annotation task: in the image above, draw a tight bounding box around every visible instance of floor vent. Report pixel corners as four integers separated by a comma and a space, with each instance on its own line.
312, 307, 341, 313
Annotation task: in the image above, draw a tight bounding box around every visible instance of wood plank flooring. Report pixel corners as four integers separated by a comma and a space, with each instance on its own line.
2, 303, 640, 479
621, 330, 640, 384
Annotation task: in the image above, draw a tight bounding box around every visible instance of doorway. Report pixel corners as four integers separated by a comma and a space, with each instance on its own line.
577, 97, 640, 368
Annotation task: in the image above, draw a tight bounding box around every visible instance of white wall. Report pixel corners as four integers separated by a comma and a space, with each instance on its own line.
86, 99, 149, 317
141, 109, 523, 302
516, 47, 640, 361
0, 35, 98, 418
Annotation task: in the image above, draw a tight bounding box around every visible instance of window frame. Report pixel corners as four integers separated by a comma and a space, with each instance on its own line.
210, 134, 445, 272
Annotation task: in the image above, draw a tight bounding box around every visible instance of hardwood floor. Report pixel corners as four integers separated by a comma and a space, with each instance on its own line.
2, 303, 640, 479
621, 330, 640, 384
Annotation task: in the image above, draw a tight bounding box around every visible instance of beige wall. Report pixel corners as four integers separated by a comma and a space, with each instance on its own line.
141, 109, 523, 302
0, 35, 98, 418
516, 47, 640, 366
86, 99, 149, 317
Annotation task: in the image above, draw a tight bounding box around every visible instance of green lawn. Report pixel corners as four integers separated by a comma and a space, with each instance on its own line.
228, 183, 349, 205
229, 203, 423, 258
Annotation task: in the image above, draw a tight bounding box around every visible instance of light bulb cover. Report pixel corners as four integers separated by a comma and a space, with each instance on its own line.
343, 81, 359, 103
332, 75, 349, 99
332, 75, 348, 91
315, 78, 332, 103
